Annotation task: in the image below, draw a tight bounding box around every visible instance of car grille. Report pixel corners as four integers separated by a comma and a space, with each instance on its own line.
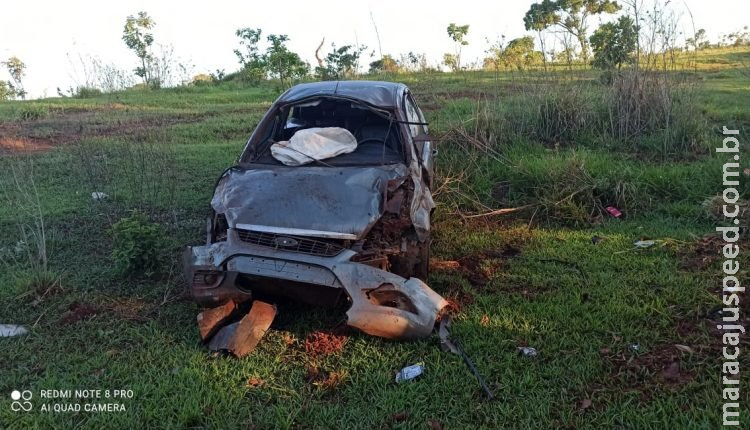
236, 229, 345, 257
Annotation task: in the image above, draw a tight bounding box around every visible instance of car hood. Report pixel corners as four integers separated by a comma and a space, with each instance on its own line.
211, 164, 408, 240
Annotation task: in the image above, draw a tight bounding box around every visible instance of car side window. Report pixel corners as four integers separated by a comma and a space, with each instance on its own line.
404, 94, 424, 138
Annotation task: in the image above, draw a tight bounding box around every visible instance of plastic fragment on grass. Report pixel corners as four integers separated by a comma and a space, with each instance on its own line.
91, 192, 109, 201
633, 240, 655, 248
197, 300, 236, 341
395, 363, 425, 383
628, 343, 641, 353
207, 300, 276, 358
605, 206, 622, 218
0, 324, 28, 337
517, 346, 538, 357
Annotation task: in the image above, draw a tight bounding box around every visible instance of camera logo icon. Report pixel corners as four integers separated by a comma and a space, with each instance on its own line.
11, 390, 33, 412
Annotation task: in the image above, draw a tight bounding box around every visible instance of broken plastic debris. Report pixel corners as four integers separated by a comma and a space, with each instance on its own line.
0, 324, 28, 337
395, 363, 425, 383
197, 301, 236, 341
517, 346, 538, 357
633, 240, 655, 248
605, 206, 622, 218
628, 343, 641, 353
91, 192, 109, 201
207, 300, 276, 357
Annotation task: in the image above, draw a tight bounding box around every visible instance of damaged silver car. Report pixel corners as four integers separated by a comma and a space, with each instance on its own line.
185, 81, 447, 341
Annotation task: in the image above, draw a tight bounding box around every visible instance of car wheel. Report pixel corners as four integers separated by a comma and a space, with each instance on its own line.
390, 234, 431, 281
414, 236, 431, 281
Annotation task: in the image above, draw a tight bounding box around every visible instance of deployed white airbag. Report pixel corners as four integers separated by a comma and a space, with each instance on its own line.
271, 127, 357, 166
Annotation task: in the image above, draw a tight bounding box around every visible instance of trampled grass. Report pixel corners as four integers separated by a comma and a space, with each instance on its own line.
1, 48, 749, 429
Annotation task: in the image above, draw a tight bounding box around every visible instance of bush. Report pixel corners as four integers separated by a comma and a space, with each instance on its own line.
109, 211, 166, 276
16, 104, 49, 121
73, 86, 103, 98
536, 87, 592, 144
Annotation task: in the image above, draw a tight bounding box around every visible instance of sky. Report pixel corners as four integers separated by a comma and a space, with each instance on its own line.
1, 0, 748, 98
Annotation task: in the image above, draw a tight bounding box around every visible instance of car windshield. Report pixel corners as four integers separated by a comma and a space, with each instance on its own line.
248, 97, 404, 166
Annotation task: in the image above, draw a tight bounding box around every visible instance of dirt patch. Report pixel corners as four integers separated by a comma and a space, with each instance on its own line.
104, 297, 150, 323
305, 364, 346, 390
0, 136, 53, 154
679, 234, 722, 271
0, 110, 207, 154
303, 331, 348, 358
606, 344, 695, 390
431, 245, 522, 288
59, 302, 98, 325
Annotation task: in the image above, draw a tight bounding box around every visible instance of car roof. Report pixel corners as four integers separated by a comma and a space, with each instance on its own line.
277, 81, 408, 108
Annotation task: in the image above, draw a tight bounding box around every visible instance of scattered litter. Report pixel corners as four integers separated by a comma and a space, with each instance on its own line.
633, 240, 655, 248
517, 346, 538, 357
628, 343, 641, 353
591, 235, 604, 245
605, 206, 622, 218
674, 344, 695, 354
395, 363, 425, 383
480, 315, 490, 327
91, 191, 108, 201
245, 377, 265, 388
0, 324, 28, 337
580, 398, 593, 410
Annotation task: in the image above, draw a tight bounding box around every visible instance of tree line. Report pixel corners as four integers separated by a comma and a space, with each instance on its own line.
2, 1, 749, 100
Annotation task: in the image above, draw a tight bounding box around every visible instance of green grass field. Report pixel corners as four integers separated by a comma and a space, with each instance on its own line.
1, 47, 749, 429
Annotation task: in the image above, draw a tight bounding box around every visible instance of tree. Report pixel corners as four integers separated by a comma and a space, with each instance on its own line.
122, 11, 156, 86
233, 29, 309, 86
0, 81, 14, 101
504, 36, 543, 70
369, 55, 400, 73
685, 29, 709, 51
234, 28, 266, 83
264, 35, 309, 88
444, 23, 470, 71
590, 16, 637, 70
484, 36, 543, 71
524, 0, 621, 62
315, 44, 367, 80
2, 56, 26, 99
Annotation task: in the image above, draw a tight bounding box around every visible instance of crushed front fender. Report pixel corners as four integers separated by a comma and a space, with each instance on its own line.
184, 240, 448, 340
330, 262, 448, 340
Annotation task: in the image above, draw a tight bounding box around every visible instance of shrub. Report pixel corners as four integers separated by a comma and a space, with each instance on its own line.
109, 211, 166, 276
16, 104, 49, 121
73, 86, 103, 99
536, 87, 592, 144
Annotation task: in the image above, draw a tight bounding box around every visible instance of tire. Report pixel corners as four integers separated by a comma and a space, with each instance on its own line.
390, 234, 431, 281
413, 238, 431, 281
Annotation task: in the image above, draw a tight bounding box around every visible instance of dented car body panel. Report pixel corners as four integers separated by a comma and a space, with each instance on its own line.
186, 81, 444, 340
211, 164, 408, 240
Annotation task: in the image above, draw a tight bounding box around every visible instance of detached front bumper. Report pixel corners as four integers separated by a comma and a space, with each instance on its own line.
184, 234, 447, 340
